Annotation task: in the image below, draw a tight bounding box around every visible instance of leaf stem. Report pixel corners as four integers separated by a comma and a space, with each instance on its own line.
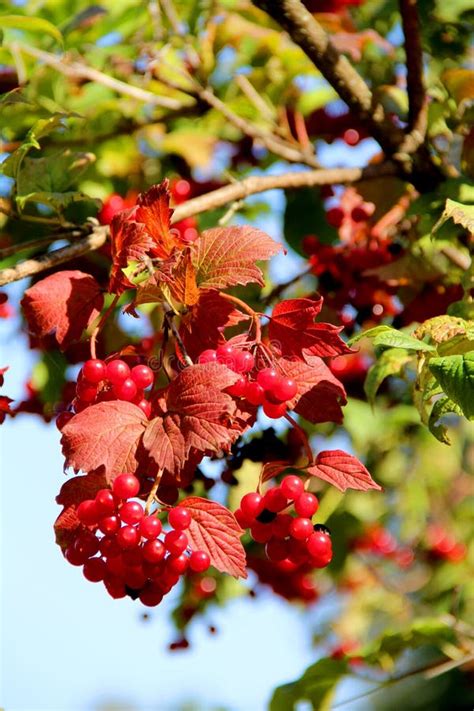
89, 294, 119, 360
145, 469, 163, 514
284, 412, 313, 464
219, 292, 261, 342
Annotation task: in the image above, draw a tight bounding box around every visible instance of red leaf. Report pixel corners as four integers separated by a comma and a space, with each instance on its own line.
143, 363, 246, 476
307, 450, 381, 492
54, 472, 107, 550
22, 270, 104, 349
166, 249, 200, 306
269, 298, 352, 359
260, 460, 298, 486
180, 291, 249, 361
61, 401, 147, 481
135, 181, 176, 259
278, 357, 347, 424
183, 496, 247, 578
193, 226, 282, 289
109, 214, 153, 294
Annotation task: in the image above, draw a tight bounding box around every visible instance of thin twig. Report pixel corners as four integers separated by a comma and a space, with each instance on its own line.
399, 0, 427, 136
163, 299, 193, 366
145, 469, 163, 514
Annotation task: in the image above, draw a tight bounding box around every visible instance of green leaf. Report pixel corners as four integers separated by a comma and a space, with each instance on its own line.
428, 396, 464, 444
349, 326, 435, 352
428, 352, 474, 419
16, 191, 98, 214
1, 14, 63, 45
361, 618, 457, 665
283, 187, 338, 255
364, 348, 412, 405
16, 150, 95, 196
270, 659, 347, 711
433, 198, 474, 236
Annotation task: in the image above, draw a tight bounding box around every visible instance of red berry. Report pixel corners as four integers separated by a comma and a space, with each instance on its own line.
289, 517, 314, 541
288, 538, 309, 565
240, 492, 263, 519
119, 501, 144, 525
106, 359, 130, 385
76, 380, 98, 403
113, 473, 140, 499
198, 349, 217, 364
226, 376, 248, 397
326, 207, 345, 228
250, 521, 273, 544
351, 205, 370, 223
263, 399, 287, 419
307, 531, 332, 561
165, 530, 189, 556
216, 344, 237, 369
343, 128, 360, 146
83, 557, 107, 583
99, 535, 120, 557
82, 359, 106, 384
257, 368, 278, 390
74, 532, 100, 559
181, 227, 199, 244
245, 381, 265, 406
116, 525, 140, 550
189, 550, 211, 573
168, 507, 191, 531
104, 574, 127, 599
77, 499, 99, 526
56, 411, 73, 431
139, 515, 162, 539
131, 364, 154, 389
171, 179, 192, 202
294, 492, 319, 518
65, 545, 86, 566
95, 489, 116, 516
233, 350, 255, 373
105, 555, 126, 578
281, 475, 304, 501
271, 377, 297, 402
114, 377, 138, 401
98, 515, 120, 535
265, 538, 289, 562
136, 399, 152, 418
263, 487, 288, 513
121, 548, 142, 567
167, 553, 189, 574
139, 587, 164, 607
272, 513, 293, 538
234, 508, 252, 529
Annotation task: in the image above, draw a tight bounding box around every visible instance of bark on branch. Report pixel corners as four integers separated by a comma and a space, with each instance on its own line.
399, 0, 427, 136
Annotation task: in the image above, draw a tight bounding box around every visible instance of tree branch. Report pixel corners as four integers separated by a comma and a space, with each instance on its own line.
0, 163, 396, 287
399, 0, 427, 136
252, 0, 403, 154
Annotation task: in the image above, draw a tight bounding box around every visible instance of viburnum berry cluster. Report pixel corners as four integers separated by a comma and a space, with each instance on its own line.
65, 473, 210, 606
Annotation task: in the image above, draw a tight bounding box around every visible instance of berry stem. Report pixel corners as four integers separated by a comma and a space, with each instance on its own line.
90, 294, 119, 360
162, 299, 193, 367
219, 292, 262, 342
284, 412, 314, 465
145, 469, 164, 515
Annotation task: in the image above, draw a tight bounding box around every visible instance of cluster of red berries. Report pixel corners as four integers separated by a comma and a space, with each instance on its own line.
56, 358, 155, 429
235, 476, 333, 572
64, 473, 210, 607
170, 178, 199, 245
198, 345, 298, 419
426, 525, 467, 564
247, 555, 319, 602
352, 525, 415, 569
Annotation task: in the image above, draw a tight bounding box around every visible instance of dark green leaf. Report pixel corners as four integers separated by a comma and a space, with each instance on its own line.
428, 352, 474, 419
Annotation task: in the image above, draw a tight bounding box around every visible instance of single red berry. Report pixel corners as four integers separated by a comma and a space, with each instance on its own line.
302, 235, 320, 255
121, 548, 142, 567
105, 555, 126, 578
351, 205, 370, 223
76, 380, 98, 403
234, 508, 252, 529
167, 553, 189, 574
240, 492, 263, 520
263, 399, 287, 419
74, 532, 100, 559
343, 128, 360, 146
307, 531, 332, 561
113, 473, 140, 499
189, 550, 211, 573
281, 475, 304, 501
257, 368, 279, 390
165, 530, 189, 556
106, 359, 130, 385
77, 500, 99, 526
289, 517, 314, 541
294, 492, 319, 518
83, 557, 107, 583
198, 349, 217, 364
245, 381, 265, 406
56, 411, 73, 431
82, 359, 106, 384
95, 489, 116, 516
250, 522, 274, 544
119, 501, 144, 525
171, 179, 192, 202
131, 364, 154, 389
263, 487, 288, 513
139, 587, 164, 607
233, 350, 255, 373
139, 515, 162, 539
276, 558, 299, 573
136, 399, 152, 418
124, 566, 148, 590
226, 376, 248, 397
271, 377, 297, 403
168, 507, 191, 531
272, 513, 293, 538
116, 525, 140, 550
216, 344, 237, 369
143, 539, 166, 564
265, 538, 289, 562
65, 545, 87, 566
288, 538, 309, 565
326, 207, 345, 228
98, 515, 120, 535
99, 535, 120, 558
114, 377, 138, 401
104, 574, 127, 599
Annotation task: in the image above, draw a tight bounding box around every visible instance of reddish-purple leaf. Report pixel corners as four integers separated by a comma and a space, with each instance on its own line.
193, 226, 282, 289
61, 401, 147, 481
183, 496, 247, 578
269, 298, 352, 359
22, 270, 103, 349
278, 357, 347, 424
54, 472, 107, 550
307, 450, 381, 492
135, 181, 176, 258
109, 214, 153, 294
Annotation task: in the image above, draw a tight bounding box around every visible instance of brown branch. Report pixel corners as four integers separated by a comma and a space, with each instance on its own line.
0, 163, 396, 287
252, 0, 403, 154
399, 0, 427, 136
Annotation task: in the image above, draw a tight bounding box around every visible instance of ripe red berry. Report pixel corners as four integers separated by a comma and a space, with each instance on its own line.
263, 487, 288, 513
250, 521, 274, 544
95, 489, 116, 516
265, 538, 289, 562
104, 574, 127, 599
216, 344, 237, 369
245, 381, 265, 406
294, 492, 319, 518
343, 128, 360, 146
351, 205, 370, 223
139, 515, 162, 539
167, 553, 189, 574
114, 377, 138, 401
131, 364, 154, 389
74, 532, 100, 559
263, 399, 287, 419
106, 359, 130, 385
139, 587, 164, 607
189, 550, 211, 573
326, 207, 345, 228
116, 525, 140, 549
181, 226, 199, 244
56, 411, 73, 431
272, 513, 293, 538
226, 376, 248, 397
233, 350, 255, 373
271, 377, 297, 402
76, 380, 98, 403
198, 349, 217, 364
136, 399, 152, 418
171, 179, 192, 202
257, 368, 279, 390
165, 530, 189, 556
99, 535, 120, 558
98, 515, 120, 535
65, 545, 86, 566
82, 359, 106, 384
240, 492, 263, 519
289, 517, 314, 541
119, 501, 144, 525
307, 531, 332, 565
83, 557, 107, 583
143, 539, 166, 564
77, 499, 99, 526
168, 507, 191, 531
281, 475, 304, 501
113, 473, 140, 499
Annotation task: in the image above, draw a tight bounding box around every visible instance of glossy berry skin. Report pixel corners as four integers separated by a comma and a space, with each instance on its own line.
82, 359, 106, 384
343, 128, 360, 146
99, 535, 120, 557
281, 475, 304, 501
77, 499, 99, 526
131, 364, 154, 389
189, 550, 211, 573
98, 515, 120, 535
143, 539, 166, 564
119, 501, 144, 525
272, 513, 293, 538
250, 522, 273, 544
226, 376, 247, 397
263, 399, 287, 419
289, 517, 314, 541
74, 532, 100, 559
114, 377, 138, 401
265, 538, 289, 562
139, 515, 162, 539
245, 381, 265, 406
116, 525, 140, 550
263, 487, 288, 513
106, 359, 130, 385
234, 508, 252, 529
83, 558, 107, 583
113, 473, 140, 499
294, 492, 319, 518
216, 344, 236, 369
136, 399, 152, 418
165, 530, 189, 556
198, 349, 217, 364
171, 179, 192, 201
240, 492, 263, 519
233, 350, 255, 373
167, 553, 189, 574
168, 507, 191, 531
95, 489, 116, 516
76, 380, 98, 403
65, 545, 86, 566
257, 368, 279, 390
307, 531, 332, 564
271, 377, 297, 402
140, 588, 164, 607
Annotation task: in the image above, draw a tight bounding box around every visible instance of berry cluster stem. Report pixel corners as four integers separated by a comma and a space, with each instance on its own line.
145, 469, 164, 515
219, 292, 262, 343
284, 412, 314, 465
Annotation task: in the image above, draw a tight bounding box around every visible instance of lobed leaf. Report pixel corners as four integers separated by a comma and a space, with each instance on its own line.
307, 450, 381, 492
